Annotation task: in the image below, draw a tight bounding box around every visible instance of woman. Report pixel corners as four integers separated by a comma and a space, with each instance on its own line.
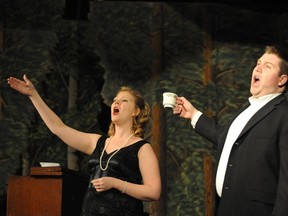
7, 74, 161, 216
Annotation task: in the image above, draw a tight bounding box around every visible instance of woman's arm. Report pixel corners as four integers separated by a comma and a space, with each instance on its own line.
7, 74, 100, 155
124, 143, 161, 200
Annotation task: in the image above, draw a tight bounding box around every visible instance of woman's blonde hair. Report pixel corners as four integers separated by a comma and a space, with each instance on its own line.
108, 86, 150, 138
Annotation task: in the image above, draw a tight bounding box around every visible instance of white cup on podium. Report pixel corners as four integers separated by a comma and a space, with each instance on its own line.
163, 92, 177, 108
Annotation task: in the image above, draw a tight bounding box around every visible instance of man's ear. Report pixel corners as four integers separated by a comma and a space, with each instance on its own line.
279, 74, 288, 87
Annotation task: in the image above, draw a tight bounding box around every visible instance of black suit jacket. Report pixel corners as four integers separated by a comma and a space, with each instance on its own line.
195, 93, 288, 216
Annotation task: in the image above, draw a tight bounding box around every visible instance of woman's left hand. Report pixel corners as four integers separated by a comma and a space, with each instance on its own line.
91, 177, 113, 192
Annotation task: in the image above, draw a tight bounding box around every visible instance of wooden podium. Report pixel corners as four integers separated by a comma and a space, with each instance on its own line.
6, 167, 89, 216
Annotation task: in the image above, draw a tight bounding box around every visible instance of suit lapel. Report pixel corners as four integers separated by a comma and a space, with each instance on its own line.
238, 94, 285, 139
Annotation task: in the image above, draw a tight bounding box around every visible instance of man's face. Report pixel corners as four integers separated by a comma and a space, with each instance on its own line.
250, 53, 286, 97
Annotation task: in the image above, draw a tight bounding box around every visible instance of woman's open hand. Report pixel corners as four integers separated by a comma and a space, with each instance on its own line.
7, 74, 35, 96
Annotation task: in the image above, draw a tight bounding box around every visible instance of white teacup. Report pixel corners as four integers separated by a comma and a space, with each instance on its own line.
163, 92, 177, 108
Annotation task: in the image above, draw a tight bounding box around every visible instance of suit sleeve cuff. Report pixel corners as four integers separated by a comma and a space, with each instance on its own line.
191, 111, 203, 128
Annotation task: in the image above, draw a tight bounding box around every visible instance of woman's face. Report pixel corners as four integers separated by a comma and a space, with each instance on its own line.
111, 91, 137, 125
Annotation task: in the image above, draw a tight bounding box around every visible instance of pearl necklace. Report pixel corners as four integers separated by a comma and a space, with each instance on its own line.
99, 134, 134, 171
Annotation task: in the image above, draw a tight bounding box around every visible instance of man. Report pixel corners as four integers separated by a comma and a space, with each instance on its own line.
173, 45, 288, 216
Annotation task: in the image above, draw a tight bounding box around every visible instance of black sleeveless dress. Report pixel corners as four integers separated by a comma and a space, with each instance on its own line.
80, 135, 149, 216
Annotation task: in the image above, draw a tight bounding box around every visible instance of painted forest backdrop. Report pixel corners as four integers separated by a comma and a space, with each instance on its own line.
1, 1, 288, 215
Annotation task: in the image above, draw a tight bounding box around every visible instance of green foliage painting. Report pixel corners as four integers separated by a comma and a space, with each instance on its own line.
1, 1, 288, 215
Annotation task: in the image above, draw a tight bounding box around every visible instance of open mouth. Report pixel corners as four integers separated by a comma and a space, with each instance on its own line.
253, 75, 260, 84
113, 107, 119, 115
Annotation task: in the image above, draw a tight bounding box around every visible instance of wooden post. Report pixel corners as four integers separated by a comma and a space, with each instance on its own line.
150, 3, 166, 216
202, 6, 213, 86
0, 22, 3, 122
204, 153, 215, 216
151, 104, 166, 216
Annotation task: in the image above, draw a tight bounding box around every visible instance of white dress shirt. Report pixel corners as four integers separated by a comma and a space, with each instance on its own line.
191, 93, 281, 197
